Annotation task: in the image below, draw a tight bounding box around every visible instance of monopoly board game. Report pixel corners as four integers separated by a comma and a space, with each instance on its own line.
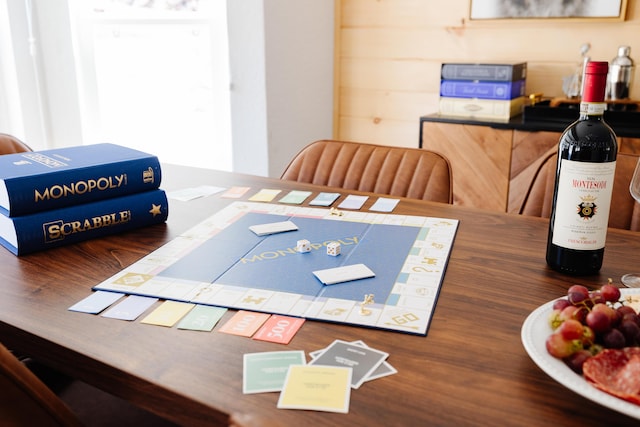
93, 202, 459, 335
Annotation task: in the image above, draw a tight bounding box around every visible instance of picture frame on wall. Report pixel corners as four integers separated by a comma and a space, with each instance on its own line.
469, 0, 627, 21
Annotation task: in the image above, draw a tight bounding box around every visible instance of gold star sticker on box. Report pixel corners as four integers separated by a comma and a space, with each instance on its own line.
149, 204, 162, 217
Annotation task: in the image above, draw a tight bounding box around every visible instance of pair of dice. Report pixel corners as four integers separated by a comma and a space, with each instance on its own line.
297, 239, 340, 256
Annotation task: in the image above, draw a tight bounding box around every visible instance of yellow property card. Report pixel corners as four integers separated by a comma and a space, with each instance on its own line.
140, 300, 195, 327
277, 365, 352, 413
248, 188, 282, 202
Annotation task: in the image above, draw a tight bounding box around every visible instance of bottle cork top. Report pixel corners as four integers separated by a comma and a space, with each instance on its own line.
582, 61, 608, 102
584, 61, 609, 75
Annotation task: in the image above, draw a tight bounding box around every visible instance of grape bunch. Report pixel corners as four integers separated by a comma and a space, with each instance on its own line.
545, 281, 640, 374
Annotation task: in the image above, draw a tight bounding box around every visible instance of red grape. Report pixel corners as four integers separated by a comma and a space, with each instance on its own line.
553, 298, 571, 311
558, 319, 584, 340
545, 280, 640, 373
586, 310, 611, 334
600, 284, 621, 303
618, 320, 640, 346
564, 349, 592, 374
617, 305, 637, 317
546, 333, 581, 358
560, 305, 588, 323
601, 328, 625, 349
567, 285, 590, 305
591, 303, 616, 322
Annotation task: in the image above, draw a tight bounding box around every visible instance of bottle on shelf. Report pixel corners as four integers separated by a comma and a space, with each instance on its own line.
607, 45, 634, 101
546, 61, 618, 276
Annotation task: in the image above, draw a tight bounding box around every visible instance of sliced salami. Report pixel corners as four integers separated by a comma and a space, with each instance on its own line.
583, 348, 640, 405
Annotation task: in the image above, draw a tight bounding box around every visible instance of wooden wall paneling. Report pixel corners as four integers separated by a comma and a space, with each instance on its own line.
339, 58, 440, 92
339, 116, 418, 147
340, 0, 467, 28
336, 0, 640, 146
422, 121, 512, 211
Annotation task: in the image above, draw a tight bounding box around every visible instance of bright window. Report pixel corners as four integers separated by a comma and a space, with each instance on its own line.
71, 0, 232, 170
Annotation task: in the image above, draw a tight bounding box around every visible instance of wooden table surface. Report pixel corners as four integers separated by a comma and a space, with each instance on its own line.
1, 164, 639, 426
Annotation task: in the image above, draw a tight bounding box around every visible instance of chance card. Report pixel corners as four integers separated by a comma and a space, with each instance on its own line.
309, 339, 388, 389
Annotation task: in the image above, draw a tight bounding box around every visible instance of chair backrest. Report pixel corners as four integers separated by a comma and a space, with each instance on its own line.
519, 150, 640, 231
0, 133, 32, 155
0, 342, 82, 427
280, 140, 453, 204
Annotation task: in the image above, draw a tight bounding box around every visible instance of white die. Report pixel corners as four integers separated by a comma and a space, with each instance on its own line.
297, 239, 311, 253
327, 241, 341, 256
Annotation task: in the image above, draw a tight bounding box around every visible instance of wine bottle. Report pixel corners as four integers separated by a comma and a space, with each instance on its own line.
546, 61, 618, 275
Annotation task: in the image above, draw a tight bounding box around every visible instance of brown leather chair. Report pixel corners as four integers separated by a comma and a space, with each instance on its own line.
0, 341, 178, 426
0, 341, 82, 426
281, 140, 453, 204
519, 150, 640, 231
0, 133, 32, 154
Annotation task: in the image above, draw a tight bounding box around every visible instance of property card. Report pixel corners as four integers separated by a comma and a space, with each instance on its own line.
249, 220, 298, 236
309, 192, 341, 207
278, 190, 312, 204
177, 305, 227, 331
277, 365, 352, 413
337, 195, 368, 210
220, 186, 250, 199
309, 339, 388, 389
218, 310, 271, 337
252, 315, 306, 344
243, 351, 306, 394
68, 291, 124, 314
140, 300, 195, 327
313, 263, 375, 285
101, 295, 158, 321
248, 188, 282, 202
167, 185, 226, 201
369, 197, 400, 213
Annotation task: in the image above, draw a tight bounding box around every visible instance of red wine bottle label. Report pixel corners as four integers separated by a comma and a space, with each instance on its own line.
551, 159, 616, 250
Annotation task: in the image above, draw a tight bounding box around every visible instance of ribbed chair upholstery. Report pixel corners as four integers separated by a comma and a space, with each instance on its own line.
0, 133, 32, 154
519, 151, 640, 231
281, 140, 453, 204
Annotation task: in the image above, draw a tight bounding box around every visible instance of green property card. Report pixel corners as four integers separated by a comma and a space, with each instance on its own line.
278, 190, 313, 204
243, 351, 306, 394
177, 305, 227, 331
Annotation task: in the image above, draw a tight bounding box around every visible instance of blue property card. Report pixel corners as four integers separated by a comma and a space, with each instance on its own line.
309, 192, 341, 207
101, 295, 158, 321
68, 291, 124, 314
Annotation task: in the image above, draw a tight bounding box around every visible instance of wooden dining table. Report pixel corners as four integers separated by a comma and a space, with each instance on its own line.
1, 163, 639, 426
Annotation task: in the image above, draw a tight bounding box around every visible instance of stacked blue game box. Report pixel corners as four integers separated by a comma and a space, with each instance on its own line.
438, 62, 527, 121
0, 143, 168, 255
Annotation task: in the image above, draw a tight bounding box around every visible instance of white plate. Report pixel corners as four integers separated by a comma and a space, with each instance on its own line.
521, 288, 640, 420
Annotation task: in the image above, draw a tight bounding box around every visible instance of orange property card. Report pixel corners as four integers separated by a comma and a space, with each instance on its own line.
218, 310, 271, 337
253, 315, 305, 344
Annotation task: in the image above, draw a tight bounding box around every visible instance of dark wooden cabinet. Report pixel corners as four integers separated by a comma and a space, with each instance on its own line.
420, 115, 640, 214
